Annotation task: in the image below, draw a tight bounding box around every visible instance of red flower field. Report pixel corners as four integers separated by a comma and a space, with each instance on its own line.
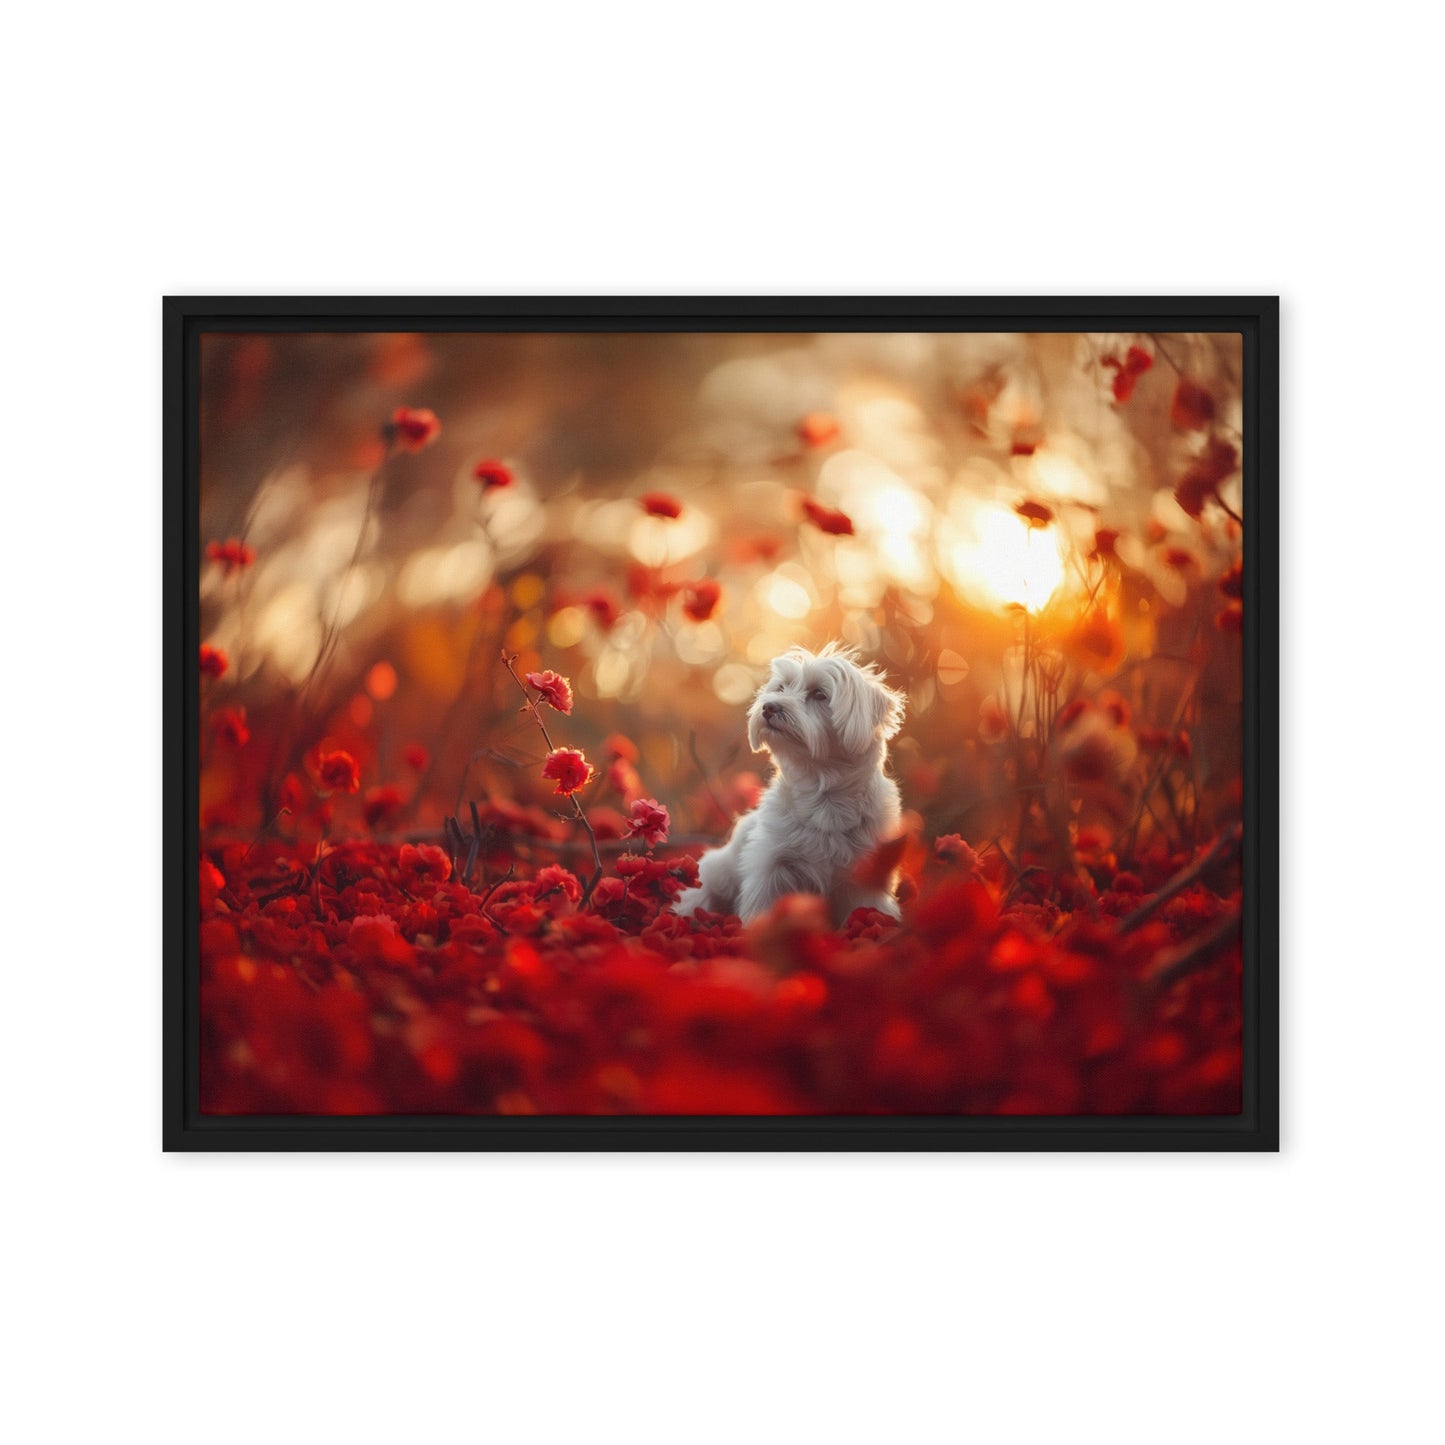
197, 330, 1246, 1116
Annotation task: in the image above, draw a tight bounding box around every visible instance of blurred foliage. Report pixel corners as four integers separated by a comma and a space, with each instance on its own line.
199, 328, 1243, 868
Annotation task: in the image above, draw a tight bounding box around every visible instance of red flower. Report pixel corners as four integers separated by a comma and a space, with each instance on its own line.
604, 733, 639, 763
1070, 610, 1125, 672
934, 834, 980, 871
279, 772, 306, 811
212, 707, 250, 747
682, 578, 722, 622
318, 749, 361, 794
199, 644, 229, 679
363, 785, 405, 830
800, 496, 854, 535
1098, 691, 1132, 728
1175, 437, 1239, 519
1102, 345, 1153, 402
1014, 499, 1054, 528
728, 771, 763, 814
640, 491, 682, 519
348, 913, 415, 967
626, 564, 681, 605
473, 458, 514, 490
607, 757, 643, 802
624, 797, 671, 847
402, 742, 430, 771
398, 842, 451, 888
534, 865, 582, 905
1010, 429, 1043, 457
582, 590, 620, 630
206, 538, 256, 573
542, 747, 593, 797
853, 833, 909, 890
525, 669, 574, 715
199, 858, 225, 911
979, 696, 1010, 743
1216, 601, 1244, 634
1219, 558, 1244, 599
390, 406, 441, 452
1092, 527, 1121, 559
586, 805, 629, 840
1170, 379, 1216, 431
797, 412, 841, 448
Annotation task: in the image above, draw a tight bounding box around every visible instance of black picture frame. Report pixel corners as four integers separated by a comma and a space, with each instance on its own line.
165, 295, 1279, 1152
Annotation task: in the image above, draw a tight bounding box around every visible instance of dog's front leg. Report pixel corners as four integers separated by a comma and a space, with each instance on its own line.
676, 814, 754, 917
735, 856, 816, 924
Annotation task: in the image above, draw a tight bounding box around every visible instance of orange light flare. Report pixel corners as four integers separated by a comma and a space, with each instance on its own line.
942, 502, 1071, 613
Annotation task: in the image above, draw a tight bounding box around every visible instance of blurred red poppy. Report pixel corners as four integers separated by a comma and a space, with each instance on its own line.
363, 785, 405, 830
473, 458, 514, 490
390, 406, 441, 451
582, 590, 621, 630
318, 749, 361, 794
398, 842, 451, 888
1102, 345, 1153, 402
206, 538, 256, 573
604, 733, 639, 763
800, 496, 854, 535
641, 491, 682, 519
1175, 437, 1238, 518
797, 412, 841, 448
212, 707, 250, 747
1170, 379, 1216, 430
682, 578, 722, 621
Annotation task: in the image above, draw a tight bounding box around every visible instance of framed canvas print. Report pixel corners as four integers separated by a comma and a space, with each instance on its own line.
165, 296, 1278, 1150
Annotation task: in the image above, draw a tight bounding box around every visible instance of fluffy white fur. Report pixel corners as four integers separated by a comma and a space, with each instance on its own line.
675, 644, 907, 926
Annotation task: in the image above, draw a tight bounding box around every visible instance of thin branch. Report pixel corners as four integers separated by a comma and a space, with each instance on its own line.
1147, 333, 1187, 377
1147, 907, 1242, 990
688, 729, 728, 826
1117, 823, 1242, 935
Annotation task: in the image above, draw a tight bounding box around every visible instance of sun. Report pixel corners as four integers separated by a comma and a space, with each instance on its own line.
949, 503, 1066, 610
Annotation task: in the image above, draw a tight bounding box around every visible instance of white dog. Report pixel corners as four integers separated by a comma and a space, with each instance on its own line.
676, 644, 907, 926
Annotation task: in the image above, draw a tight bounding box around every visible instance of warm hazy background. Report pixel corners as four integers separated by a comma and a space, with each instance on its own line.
198, 328, 1243, 864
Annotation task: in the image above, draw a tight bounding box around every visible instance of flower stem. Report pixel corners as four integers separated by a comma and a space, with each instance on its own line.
501, 651, 604, 905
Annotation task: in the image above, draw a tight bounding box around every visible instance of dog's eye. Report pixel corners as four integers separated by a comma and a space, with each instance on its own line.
808, 689, 828, 704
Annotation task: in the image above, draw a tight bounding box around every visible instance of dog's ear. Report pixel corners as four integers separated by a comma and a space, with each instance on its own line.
835, 660, 907, 755
875, 676, 907, 741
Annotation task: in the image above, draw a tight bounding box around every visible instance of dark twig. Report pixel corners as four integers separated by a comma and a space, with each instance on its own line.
241, 806, 293, 864
688, 729, 729, 825
1117, 823, 1243, 935
993, 835, 1049, 905
1147, 907, 1243, 990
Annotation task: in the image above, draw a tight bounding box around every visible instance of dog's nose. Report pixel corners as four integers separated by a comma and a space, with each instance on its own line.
762, 701, 782, 722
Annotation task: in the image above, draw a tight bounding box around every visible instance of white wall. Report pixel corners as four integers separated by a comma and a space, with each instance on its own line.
5, 5, 1438, 1442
